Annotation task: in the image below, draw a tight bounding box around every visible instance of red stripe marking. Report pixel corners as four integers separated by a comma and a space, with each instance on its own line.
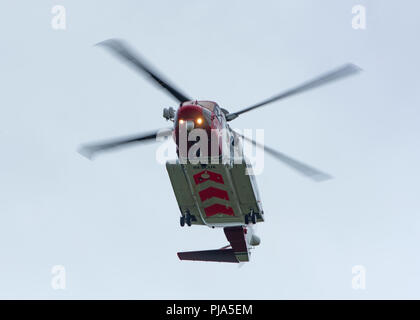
193, 170, 224, 185
204, 204, 234, 217
199, 187, 230, 202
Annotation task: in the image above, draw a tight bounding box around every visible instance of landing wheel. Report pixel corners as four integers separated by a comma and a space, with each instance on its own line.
185, 212, 192, 226
251, 212, 257, 224
244, 214, 249, 225
180, 216, 185, 227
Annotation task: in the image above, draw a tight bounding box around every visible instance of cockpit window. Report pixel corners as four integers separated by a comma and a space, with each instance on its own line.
201, 107, 212, 124
197, 101, 217, 112
214, 106, 221, 117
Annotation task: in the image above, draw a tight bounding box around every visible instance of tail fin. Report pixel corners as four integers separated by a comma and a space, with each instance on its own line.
177, 249, 239, 263
177, 226, 251, 263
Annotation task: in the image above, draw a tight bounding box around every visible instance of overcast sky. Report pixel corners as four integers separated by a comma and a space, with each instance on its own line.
1, 0, 419, 299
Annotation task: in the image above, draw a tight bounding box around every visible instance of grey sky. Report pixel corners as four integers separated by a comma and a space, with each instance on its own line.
0, 0, 419, 298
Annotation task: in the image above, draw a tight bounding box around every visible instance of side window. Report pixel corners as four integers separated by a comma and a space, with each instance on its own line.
215, 106, 226, 127
215, 106, 222, 121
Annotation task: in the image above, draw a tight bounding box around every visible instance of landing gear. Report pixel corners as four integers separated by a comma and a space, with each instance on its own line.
181, 211, 193, 227
245, 211, 258, 225
185, 212, 192, 226
251, 212, 257, 224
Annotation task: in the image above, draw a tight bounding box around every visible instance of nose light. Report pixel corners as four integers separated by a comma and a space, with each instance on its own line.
196, 117, 203, 125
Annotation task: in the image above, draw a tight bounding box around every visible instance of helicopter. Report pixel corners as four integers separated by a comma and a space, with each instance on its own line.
79, 39, 361, 263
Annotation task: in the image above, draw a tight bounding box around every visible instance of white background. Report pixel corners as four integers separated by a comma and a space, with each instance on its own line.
0, 0, 419, 298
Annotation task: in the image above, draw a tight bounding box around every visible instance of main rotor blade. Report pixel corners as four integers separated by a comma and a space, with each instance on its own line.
227, 63, 361, 121
78, 128, 173, 159
97, 39, 191, 103
233, 131, 331, 182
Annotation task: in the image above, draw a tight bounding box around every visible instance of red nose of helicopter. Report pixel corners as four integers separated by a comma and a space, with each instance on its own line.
173, 104, 214, 157
175, 104, 210, 131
